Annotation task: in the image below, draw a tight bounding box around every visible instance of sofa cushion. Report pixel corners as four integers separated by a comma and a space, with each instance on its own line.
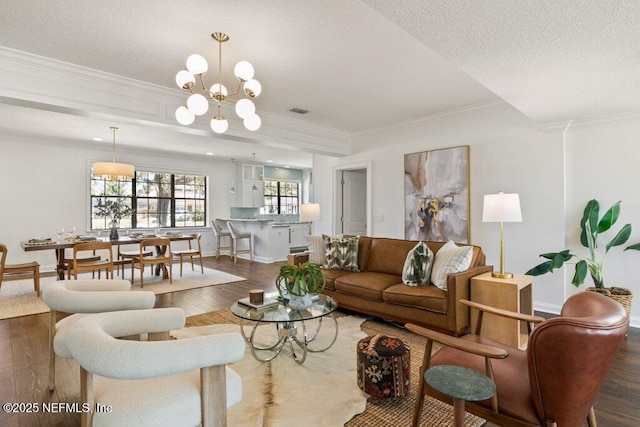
402, 242, 434, 286
365, 238, 420, 276
431, 240, 473, 290
334, 272, 402, 301
323, 235, 360, 271
382, 284, 447, 313
305, 234, 326, 264
321, 269, 353, 291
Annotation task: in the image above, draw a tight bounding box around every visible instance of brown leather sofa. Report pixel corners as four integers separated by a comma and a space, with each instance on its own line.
291, 237, 492, 336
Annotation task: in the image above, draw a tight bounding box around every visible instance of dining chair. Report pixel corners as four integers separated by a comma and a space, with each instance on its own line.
407, 292, 628, 427
226, 221, 253, 264
171, 233, 204, 276
211, 220, 232, 259
131, 238, 173, 288
67, 307, 244, 427
41, 279, 155, 391
116, 242, 152, 279
68, 241, 114, 280
0, 243, 40, 296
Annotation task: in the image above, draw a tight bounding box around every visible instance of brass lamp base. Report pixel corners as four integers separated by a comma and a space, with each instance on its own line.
491, 271, 514, 279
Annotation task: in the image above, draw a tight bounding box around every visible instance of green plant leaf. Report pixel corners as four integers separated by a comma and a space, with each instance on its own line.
580, 200, 599, 248
571, 260, 588, 287
605, 224, 631, 252
540, 250, 572, 261
597, 201, 620, 233
624, 242, 640, 251
525, 261, 552, 276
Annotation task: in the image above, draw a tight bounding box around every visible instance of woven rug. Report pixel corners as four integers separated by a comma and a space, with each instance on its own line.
0, 267, 245, 320
184, 309, 485, 427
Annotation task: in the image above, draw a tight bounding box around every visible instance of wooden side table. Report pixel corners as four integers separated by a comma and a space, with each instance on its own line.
470, 272, 533, 349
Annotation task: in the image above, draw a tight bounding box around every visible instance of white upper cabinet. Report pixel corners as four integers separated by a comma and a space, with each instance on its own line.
243, 164, 264, 181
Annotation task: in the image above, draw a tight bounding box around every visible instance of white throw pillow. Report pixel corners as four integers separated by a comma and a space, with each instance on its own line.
305, 235, 326, 265
402, 242, 434, 286
430, 240, 473, 290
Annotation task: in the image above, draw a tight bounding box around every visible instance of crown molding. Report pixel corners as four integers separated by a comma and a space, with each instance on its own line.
0, 46, 351, 157
539, 110, 640, 132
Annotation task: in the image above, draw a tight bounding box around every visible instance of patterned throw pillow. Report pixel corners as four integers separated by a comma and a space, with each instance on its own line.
402, 242, 434, 286
430, 240, 473, 290
322, 235, 360, 271
305, 235, 326, 265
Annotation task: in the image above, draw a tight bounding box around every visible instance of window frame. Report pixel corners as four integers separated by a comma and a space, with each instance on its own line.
262, 179, 300, 215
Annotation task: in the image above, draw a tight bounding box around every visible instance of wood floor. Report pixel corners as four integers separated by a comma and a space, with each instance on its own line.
1, 256, 638, 426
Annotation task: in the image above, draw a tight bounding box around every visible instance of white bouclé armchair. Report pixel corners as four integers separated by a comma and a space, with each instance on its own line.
67, 307, 245, 427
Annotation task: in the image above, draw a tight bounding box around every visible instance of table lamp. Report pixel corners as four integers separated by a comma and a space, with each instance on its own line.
299, 203, 321, 235
482, 192, 522, 279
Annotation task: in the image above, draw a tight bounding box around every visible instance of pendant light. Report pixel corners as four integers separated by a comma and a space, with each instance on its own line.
93, 127, 135, 180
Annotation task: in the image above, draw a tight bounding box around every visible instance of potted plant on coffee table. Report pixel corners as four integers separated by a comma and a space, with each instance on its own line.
526, 199, 640, 314
276, 261, 326, 310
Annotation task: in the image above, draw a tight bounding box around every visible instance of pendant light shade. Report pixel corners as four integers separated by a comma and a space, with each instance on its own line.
93, 127, 135, 180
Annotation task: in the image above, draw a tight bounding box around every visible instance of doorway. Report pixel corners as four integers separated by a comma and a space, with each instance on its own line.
334, 165, 369, 235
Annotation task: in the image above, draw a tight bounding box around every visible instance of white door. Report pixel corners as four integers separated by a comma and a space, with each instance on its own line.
341, 170, 367, 235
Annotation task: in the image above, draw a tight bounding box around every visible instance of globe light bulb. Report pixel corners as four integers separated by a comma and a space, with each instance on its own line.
243, 79, 262, 97
175, 70, 195, 89
210, 116, 229, 134
175, 106, 195, 125
235, 98, 256, 119
234, 61, 254, 81
186, 54, 208, 75
210, 83, 228, 97
243, 114, 261, 131
187, 93, 209, 116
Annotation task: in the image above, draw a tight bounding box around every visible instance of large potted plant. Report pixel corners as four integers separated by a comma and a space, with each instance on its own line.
275, 261, 326, 310
527, 199, 640, 313
95, 197, 134, 240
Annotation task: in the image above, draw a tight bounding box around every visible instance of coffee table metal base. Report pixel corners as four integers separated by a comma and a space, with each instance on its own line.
239, 313, 338, 364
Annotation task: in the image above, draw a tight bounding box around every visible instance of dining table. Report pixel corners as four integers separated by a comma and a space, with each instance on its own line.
21, 234, 194, 280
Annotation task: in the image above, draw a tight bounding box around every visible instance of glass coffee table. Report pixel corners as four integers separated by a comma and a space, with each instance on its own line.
230, 294, 338, 364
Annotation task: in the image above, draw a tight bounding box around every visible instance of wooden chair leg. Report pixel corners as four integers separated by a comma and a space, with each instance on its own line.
80, 367, 94, 427
169, 260, 173, 284
48, 310, 56, 391
201, 365, 227, 427
199, 253, 204, 274
34, 265, 41, 297
179, 255, 184, 277
587, 406, 597, 427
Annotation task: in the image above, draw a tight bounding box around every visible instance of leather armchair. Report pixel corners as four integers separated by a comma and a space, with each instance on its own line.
407, 291, 628, 427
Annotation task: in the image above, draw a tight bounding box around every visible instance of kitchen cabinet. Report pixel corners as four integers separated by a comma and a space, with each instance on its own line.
288, 223, 307, 248
241, 181, 264, 208
243, 164, 264, 181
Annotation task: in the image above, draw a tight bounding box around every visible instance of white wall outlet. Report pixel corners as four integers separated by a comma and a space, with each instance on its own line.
375, 214, 384, 222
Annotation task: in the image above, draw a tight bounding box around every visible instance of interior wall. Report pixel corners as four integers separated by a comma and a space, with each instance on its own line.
564, 121, 640, 313
0, 136, 237, 270
313, 103, 567, 317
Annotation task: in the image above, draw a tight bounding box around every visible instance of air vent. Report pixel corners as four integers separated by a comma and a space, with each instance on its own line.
288, 107, 309, 114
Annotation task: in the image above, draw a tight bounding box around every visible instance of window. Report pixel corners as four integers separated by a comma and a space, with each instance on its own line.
90, 169, 207, 229
263, 180, 300, 214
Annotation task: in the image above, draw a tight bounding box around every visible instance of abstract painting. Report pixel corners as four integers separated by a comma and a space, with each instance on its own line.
404, 146, 469, 243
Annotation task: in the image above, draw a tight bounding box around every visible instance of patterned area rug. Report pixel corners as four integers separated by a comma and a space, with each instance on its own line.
184, 309, 485, 427
0, 267, 245, 320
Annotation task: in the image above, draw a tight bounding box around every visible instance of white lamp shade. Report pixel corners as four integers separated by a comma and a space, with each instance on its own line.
187, 93, 209, 116
235, 98, 255, 119
210, 83, 228, 97
210, 117, 229, 134
93, 162, 135, 180
482, 193, 522, 223
243, 114, 261, 131
299, 203, 321, 222
243, 79, 262, 97
186, 54, 208, 75
175, 106, 195, 125
234, 61, 254, 81
175, 70, 195, 89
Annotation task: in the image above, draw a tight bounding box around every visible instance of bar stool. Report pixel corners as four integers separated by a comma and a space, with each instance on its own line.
211, 220, 232, 259
226, 221, 253, 264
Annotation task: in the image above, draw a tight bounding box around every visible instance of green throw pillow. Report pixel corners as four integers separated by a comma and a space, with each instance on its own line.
322, 235, 360, 271
402, 241, 434, 286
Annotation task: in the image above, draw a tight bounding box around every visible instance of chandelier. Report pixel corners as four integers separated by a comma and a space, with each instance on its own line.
175, 32, 262, 134
93, 127, 135, 180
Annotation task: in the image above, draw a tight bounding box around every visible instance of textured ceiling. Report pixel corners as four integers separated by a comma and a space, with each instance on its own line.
364, 0, 640, 124
1, 1, 638, 166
